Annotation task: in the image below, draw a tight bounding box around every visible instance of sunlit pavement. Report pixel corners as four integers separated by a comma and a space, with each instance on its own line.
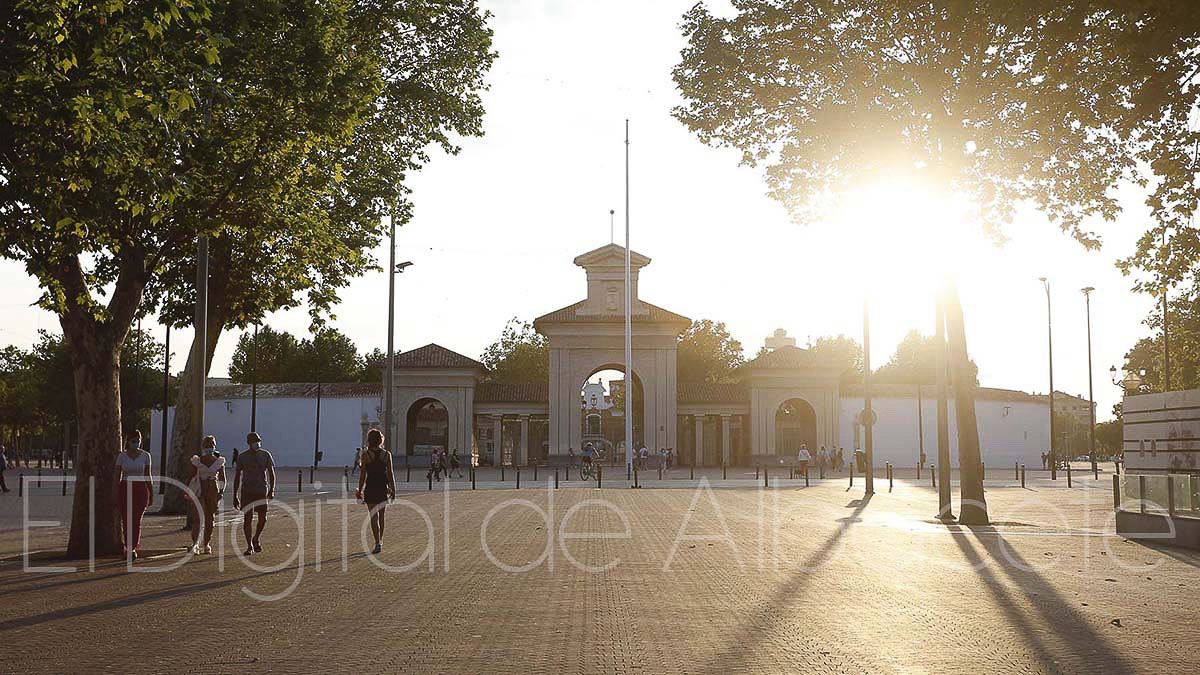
0, 465, 1195, 674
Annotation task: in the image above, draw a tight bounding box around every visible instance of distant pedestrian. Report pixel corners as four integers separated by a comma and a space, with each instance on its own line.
188, 436, 226, 554
450, 448, 463, 478
233, 432, 275, 556
818, 445, 828, 473
351, 447, 362, 476
231, 447, 240, 467
797, 444, 811, 476
357, 429, 396, 554
114, 430, 153, 559
0, 444, 9, 493
569, 446, 576, 466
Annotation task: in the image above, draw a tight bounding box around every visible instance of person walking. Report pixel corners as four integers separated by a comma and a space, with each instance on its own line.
114, 430, 153, 559
0, 444, 9, 493
233, 432, 275, 556
187, 436, 226, 554
356, 429, 395, 554
231, 447, 240, 467
450, 448, 463, 478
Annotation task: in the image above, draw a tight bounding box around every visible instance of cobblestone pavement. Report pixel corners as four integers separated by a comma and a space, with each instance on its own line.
0, 470, 1196, 674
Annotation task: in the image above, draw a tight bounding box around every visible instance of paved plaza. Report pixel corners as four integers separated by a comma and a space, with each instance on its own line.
1, 465, 1196, 674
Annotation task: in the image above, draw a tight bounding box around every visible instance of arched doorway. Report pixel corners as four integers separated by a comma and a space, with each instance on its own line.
775, 398, 817, 456
406, 398, 448, 460
579, 367, 644, 463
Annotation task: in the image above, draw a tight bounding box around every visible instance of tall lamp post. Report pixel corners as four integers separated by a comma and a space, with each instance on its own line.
1039, 277, 1056, 480
383, 204, 413, 461
1081, 287, 1097, 476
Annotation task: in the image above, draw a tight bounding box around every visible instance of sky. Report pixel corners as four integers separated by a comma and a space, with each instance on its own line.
0, 0, 1163, 422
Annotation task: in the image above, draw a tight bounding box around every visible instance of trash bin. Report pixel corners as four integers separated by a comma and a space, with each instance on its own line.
854, 450, 867, 473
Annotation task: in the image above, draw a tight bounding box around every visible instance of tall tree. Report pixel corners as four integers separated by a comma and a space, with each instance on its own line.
677, 319, 744, 383
874, 330, 979, 385
1121, 291, 1200, 394
807, 334, 863, 384
228, 326, 301, 384
2, 0, 221, 555
480, 319, 548, 384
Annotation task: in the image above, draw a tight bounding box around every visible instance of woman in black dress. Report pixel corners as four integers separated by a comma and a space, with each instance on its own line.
356, 429, 395, 554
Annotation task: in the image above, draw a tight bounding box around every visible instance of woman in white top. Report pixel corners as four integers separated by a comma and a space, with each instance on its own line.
187, 435, 226, 554
113, 430, 153, 559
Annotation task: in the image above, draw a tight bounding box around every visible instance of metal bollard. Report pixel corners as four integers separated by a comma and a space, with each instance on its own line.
471, 466, 476, 490
566, 465, 570, 481
516, 468, 520, 489
555, 468, 559, 489
1138, 474, 1147, 514
1015, 461, 1019, 480
764, 466, 769, 488
1112, 473, 1120, 511
597, 464, 602, 489
309, 465, 314, 484
1167, 476, 1175, 516
931, 465, 936, 488
62, 471, 67, 496
849, 462, 854, 487
1067, 462, 1072, 488
805, 466, 810, 487
298, 470, 302, 493
690, 463, 695, 480
407, 464, 411, 482
627, 464, 631, 481
722, 463, 726, 480
501, 464, 505, 482
888, 464, 893, 491
18, 473, 23, 497
634, 466, 639, 489
534, 464, 538, 481
981, 462, 985, 481
1020, 464, 1026, 488
428, 472, 433, 491
755, 466, 760, 480
38, 467, 42, 488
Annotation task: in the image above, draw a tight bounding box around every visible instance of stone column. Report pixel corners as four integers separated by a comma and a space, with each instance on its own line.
520, 415, 530, 466
694, 414, 705, 466
721, 414, 731, 466
493, 415, 503, 466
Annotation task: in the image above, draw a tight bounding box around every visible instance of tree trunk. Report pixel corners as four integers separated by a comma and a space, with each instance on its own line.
160, 308, 226, 515
62, 321, 123, 558
944, 282, 988, 526
934, 294, 954, 520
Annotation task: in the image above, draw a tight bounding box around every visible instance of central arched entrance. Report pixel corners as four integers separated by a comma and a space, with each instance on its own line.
406, 397, 448, 460
579, 367, 643, 463
775, 398, 817, 456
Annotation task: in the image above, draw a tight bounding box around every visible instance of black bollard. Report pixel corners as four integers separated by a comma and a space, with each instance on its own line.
722, 463, 726, 480
298, 469, 302, 493
981, 462, 985, 481
849, 462, 854, 487
38, 467, 42, 488
1020, 464, 1026, 488
805, 466, 810, 487
931, 465, 936, 488
62, 471, 67, 496
634, 466, 639, 489
1094, 463, 1099, 480
428, 472, 433, 491
501, 464, 505, 482
309, 465, 314, 484
407, 464, 411, 483
516, 468, 520, 489
566, 465, 570, 481
690, 463, 695, 480
471, 466, 476, 490
1067, 462, 1072, 488
755, 466, 760, 480
534, 464, 538, 481
555, 468, 559, 489
1015, 461, 1019, 481
597, 464, 602, 489
18, 473, 23, 497
627, 464, 631, 481
764, 465, 769, 488
888, 464, 893, 492
1111, 473, 1120, 510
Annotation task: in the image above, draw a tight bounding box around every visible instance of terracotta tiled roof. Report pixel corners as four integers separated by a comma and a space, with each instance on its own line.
475, 382, 549, 403
677, 382, 749, 404
741, 345, 820, 370
393, 344, 486, 370
205, 382, 381, 399
533, 300, 691, 325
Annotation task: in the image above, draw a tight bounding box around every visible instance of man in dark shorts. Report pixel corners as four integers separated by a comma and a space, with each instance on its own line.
233, 432, 275, 555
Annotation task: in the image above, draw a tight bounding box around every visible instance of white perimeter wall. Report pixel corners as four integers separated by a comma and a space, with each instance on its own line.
151, 395, 382, 468
839, 396, 1050, 468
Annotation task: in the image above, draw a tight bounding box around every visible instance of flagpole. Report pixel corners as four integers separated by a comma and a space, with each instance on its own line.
624, 119, 634, 470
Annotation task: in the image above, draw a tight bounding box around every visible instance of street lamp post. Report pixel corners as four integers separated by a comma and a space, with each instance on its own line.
1039, 277, 1056, 480
383, 205, 413, 460
1082, 287, 1097, 476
